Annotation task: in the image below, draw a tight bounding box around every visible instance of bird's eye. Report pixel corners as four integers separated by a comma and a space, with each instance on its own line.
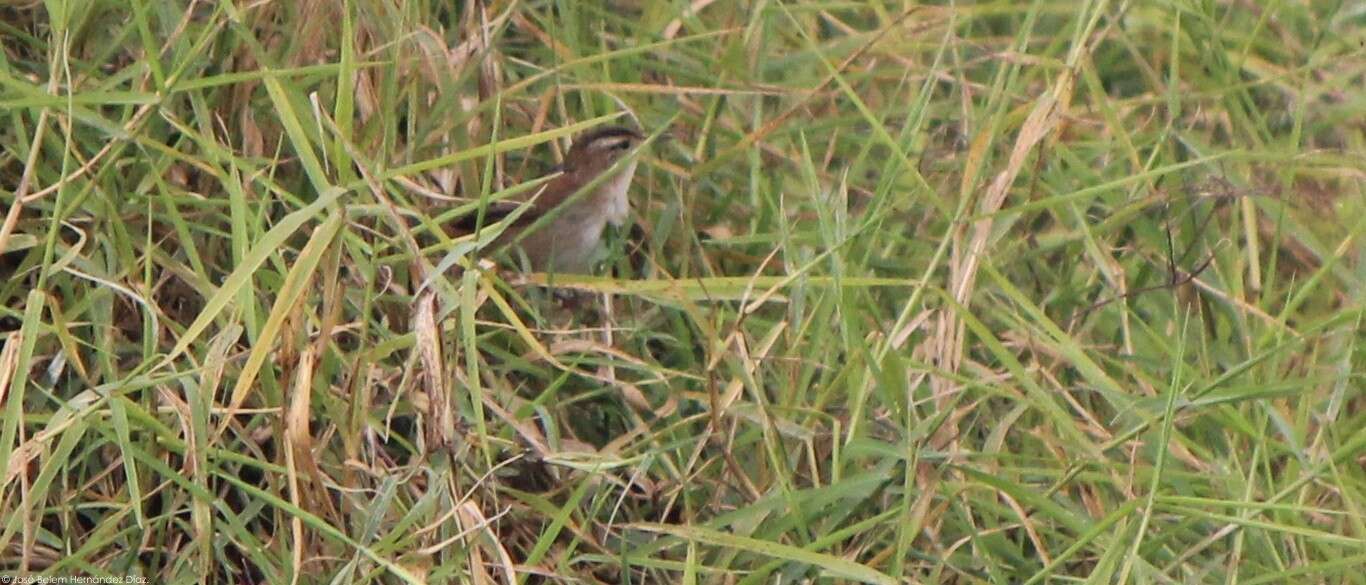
613, 140, 633, 151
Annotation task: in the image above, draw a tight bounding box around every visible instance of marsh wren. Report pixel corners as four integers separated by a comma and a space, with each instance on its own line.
463, 126, 645, 273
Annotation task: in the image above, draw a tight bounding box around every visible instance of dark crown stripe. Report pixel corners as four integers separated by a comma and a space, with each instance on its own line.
577, 126, 643, 145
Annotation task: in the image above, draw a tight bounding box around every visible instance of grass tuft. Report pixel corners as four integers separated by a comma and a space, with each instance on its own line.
0, 1, 1362, 582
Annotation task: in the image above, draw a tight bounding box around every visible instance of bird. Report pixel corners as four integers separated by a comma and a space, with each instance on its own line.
460, 125, 645, 274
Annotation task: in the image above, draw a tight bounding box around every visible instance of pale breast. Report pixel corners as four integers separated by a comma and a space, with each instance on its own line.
515, 206, 608, 273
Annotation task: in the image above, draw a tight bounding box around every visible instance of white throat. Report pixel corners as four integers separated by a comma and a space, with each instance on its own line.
600, 159, 638, 227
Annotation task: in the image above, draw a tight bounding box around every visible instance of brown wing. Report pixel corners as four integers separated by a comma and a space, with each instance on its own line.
450, 171, 590, 252
449, 200, 536, 235
531, 166, 593, 212
450, 169, 589, 233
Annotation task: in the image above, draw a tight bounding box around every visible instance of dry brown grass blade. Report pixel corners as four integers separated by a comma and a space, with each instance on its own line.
284, 346, 314, 585
0, 110, 48, 257
458, 501, 517, 585
931, 68, 1077, 449
0, 332, 21, 408
415, 290, 454, 451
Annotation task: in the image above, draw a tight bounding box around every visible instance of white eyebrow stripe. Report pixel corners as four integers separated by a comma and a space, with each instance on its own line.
591, 136, 633, 150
